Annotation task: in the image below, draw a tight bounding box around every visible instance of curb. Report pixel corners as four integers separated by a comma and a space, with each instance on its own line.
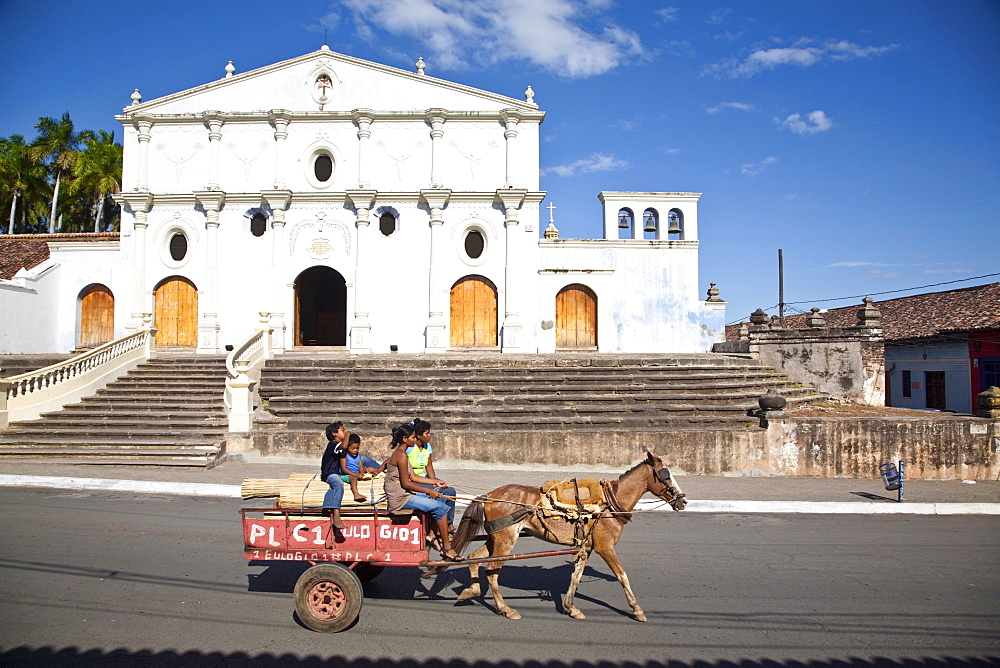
2, 475, 999, 515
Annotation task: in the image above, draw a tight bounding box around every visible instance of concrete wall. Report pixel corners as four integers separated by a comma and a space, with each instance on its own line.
240, 415, 999, 480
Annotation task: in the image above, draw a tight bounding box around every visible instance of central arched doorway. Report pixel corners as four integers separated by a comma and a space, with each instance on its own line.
450, 275, 497, 347
556, 283, 597, 349
79, 284, 114, 348
154, 276, 198, 347
295, 266, 347, 346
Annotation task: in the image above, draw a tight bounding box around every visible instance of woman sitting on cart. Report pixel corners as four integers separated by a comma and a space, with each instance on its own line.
384, 423, 464, 562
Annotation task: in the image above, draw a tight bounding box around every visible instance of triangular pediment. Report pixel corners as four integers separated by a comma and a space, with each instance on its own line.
124, 48, 536, 116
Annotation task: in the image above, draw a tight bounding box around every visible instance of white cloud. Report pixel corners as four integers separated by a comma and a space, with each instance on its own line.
541, 152, 629, 177
707, 101, 754, 114
775, 110, 834, 135
664, 147, 680, 154
655, 6, 679, 22
705, 38, 898, 78
341, 0, 643, 77
829, 261, 896, 268
740, 156, 778, 176
707, 7, 731, 24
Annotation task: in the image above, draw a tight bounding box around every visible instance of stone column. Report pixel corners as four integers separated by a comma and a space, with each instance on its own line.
353, 109, 374, 189
194, 191, 225, 353
426, 109, 446, 188
135, 119, 152, 192
120, 192, 153, 332
204, 112, 224, 191
262, 189, 292, 352
496, 189, 528, 352
346, 189, 377, 353
269, 111, 289, 189
500, 110, 520, 188
420, 188, 453, 352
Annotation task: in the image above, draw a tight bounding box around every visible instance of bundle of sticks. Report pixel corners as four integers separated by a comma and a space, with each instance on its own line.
241, 473, 387, 510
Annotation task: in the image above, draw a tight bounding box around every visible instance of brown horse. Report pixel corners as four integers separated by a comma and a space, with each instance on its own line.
449, 451, 686, 621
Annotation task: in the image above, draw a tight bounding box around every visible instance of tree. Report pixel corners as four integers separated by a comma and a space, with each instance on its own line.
0, 135, 49, 234
32, 113, 92, 233
71, 131, 123, 232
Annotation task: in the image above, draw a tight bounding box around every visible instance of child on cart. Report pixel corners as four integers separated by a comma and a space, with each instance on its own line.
338, 433, 384, 503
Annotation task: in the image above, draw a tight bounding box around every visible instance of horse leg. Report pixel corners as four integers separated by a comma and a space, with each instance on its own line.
562, 548, 592, 620
594, 543, 646, 622
456, 543, 490, 601
481, 526, 522, 619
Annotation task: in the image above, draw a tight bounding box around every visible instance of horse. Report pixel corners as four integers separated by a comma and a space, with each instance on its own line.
447, 451, 686, 621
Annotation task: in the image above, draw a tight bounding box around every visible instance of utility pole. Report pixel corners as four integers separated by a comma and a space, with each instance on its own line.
778, 248, 785, 325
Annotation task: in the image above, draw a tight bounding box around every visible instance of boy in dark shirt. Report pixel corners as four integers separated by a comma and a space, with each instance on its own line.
320, 421, 349, 529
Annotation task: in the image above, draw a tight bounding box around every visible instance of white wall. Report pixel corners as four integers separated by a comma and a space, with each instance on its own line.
0, 261, 61, 354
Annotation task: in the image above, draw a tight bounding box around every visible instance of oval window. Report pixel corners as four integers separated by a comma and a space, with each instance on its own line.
379, 212, 396, 236
464, 230, 485, 259
314, 154, 333, 182
168, 233, 187, 261
250, 212, 266, 237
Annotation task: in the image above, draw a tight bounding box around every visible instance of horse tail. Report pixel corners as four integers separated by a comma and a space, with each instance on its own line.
451, 497, 486, 556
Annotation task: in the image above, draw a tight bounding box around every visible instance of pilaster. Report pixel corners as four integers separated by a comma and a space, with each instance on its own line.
420, 188, 453, 352
346, 189, 378, 353
496, 189, 528, 352
120, 192, 153, 332
194, 190, 225, 353
262, 189, 292, 352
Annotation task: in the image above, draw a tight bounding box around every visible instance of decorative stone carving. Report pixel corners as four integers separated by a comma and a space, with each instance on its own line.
807, 307, 825, 328
857, 296, 881, 327
705, 282, 722, 302
544, 221, 559, 239
749, 308, 770, 331
415, 57, 425, 75
758, 389, 787, 412
977, 386, 1000, 419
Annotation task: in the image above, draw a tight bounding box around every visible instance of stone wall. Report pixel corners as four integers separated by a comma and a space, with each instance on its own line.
234, 414, 999, 480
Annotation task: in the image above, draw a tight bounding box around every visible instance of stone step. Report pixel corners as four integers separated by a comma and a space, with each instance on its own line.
0, 432, 226, 445
0, 455, 221, 467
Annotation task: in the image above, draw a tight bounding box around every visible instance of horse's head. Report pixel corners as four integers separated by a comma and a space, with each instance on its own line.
644, 451, 687, 511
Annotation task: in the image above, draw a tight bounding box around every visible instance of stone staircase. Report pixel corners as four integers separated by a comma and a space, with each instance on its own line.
0, 353, 228, 467
257, 353, 824, 434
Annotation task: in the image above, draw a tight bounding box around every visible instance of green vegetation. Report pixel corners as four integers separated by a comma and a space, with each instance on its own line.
1, 114, 122, 234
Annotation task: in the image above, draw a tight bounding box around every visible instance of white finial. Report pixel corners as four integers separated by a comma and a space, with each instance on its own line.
130, 89, 142, 106
546, 201, 556, 224
525, 85, 536, 106
225, 60, 236, 78
321, 44, 331, 51
544, 221, 559, 239
416, 57, 426, 75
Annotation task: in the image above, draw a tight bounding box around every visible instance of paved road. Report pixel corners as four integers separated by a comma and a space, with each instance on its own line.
0, 486, 998, 667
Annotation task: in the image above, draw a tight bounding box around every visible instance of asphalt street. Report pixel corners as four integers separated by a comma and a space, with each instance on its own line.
0, 486, 997, 667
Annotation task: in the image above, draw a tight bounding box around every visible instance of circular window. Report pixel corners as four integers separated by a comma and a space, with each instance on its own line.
464, 230, 485, 259
379, 212, 396, 236
314, 154, 333, 182
169, 233, 188, 261
250, 213, 267, 237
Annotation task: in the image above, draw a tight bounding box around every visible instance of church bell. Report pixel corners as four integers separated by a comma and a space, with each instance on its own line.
666, 211, 682, 234
618, 211, 631, 228
643, 212, 657, 233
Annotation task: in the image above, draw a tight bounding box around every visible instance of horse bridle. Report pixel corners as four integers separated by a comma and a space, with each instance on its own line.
654, 466, 686, 508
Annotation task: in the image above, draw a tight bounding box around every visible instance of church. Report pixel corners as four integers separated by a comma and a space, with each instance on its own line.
1, 47, 725, 356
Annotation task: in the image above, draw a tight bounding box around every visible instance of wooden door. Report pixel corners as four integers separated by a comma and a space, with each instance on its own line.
450, 275, 497, 347
556, 284, 597, 348
154, 277, 198, 346
79, 285, 114, 347
925, 371, 946, 410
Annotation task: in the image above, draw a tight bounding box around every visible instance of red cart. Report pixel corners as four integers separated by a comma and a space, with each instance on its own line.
242, 506, 577, 632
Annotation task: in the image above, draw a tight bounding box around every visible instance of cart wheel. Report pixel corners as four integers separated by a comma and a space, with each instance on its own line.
352, 562, 385, 583
293, 563, 363, 633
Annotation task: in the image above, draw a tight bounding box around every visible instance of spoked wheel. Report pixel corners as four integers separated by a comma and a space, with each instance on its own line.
293, 563, 363, 633
351, 562, 385, 583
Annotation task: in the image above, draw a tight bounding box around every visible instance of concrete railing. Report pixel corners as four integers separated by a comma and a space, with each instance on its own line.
0, 327, 156, 429
225, 313, 274, 432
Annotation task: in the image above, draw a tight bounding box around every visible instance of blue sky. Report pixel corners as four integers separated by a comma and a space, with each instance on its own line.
1, 0, 997, 324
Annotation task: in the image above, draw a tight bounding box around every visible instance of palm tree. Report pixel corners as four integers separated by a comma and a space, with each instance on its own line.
32, 113, 92, 233
0, 135, 49, 234
71, 131, 123, 232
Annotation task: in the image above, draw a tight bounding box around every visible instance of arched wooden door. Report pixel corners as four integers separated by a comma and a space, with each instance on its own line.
294, 266, 347, 346
154, 277, 198, 347
556, 284, 597, 349
79, 284, 114, 348
450, 275, 497, 347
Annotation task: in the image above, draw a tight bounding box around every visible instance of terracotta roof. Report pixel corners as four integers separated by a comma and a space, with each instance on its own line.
0, 233, 120, 280
0, 238, 50, 279
727, 282, 1000, 342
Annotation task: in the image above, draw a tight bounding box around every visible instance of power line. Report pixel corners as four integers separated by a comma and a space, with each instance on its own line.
784, 272, 1000, 306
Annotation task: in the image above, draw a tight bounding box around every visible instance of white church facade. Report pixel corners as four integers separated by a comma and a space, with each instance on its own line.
1, 48, 726, 356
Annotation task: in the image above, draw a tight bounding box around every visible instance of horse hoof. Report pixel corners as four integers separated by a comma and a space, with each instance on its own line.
502, 610, 522, 620
634, 612, 647, 622
457, 587, 479, 601
568, 610, 586, 620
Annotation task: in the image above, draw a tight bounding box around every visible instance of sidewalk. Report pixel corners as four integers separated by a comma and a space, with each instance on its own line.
1, 457, 999, 514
